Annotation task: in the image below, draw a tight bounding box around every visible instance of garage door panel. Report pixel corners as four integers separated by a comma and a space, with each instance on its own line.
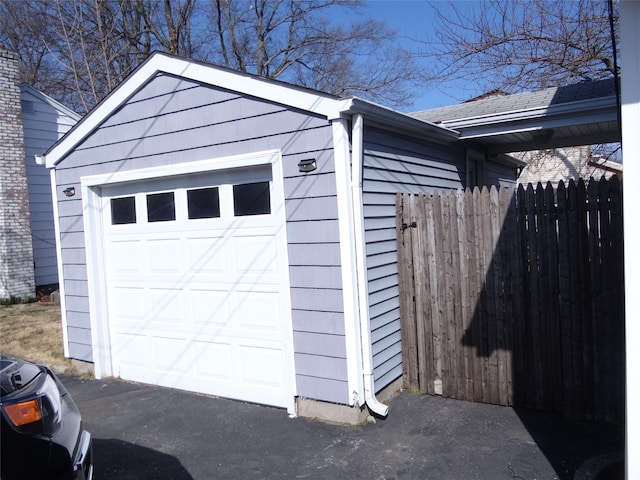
149, 288, 184, 325
108, 240, 143, 274
152, 336, 190, 373
194, 341, 233, 380
234, 235, 278, 276
187, 237, 228, 274
115, 333, 148, 370
190, 289, 231, 327
148, 239, 182, 273
240, 345, 284, 388
236, 290, 281, 332
110, 287, 146, 322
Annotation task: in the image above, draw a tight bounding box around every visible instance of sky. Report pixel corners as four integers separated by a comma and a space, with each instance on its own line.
361, 0, 483, 113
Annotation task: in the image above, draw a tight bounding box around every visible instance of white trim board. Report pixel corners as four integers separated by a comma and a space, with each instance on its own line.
80, 149, 297, 414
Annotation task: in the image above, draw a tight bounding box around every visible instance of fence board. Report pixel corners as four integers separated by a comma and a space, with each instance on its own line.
425, 195, 439, 395
471, 188, 484, 403
396, 193, 419, 391
397, 177, 624, 423
411, 194, 429, 394
463, 189, 476, 401
544, 183, 563, 413
557, 181, 574, 418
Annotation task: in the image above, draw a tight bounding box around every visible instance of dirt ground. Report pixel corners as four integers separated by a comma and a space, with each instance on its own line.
0, 301, 76, 373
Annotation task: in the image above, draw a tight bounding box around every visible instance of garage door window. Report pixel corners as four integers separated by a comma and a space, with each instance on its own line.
111, 197, 136, 225
233, 181, 270, 216
147, 192, 175, 222
187, 187, 220, 219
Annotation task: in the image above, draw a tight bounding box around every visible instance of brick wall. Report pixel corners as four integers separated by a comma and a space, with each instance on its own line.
0, 49, 36, 300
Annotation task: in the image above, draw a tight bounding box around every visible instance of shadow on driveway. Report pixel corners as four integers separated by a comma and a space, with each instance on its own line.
94, 439, 193, 480
63, 374, 623, 479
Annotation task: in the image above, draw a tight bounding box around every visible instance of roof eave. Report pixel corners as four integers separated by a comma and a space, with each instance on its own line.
20, 83, 82, 122
338, 98, 460, 143
440, 95, 618, 135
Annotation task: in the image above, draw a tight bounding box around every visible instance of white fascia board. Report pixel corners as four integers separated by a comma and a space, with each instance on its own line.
46, 53, 341, 168
441, 95, 617, 132
337, 98, 459, 141
457, 109, 619, 140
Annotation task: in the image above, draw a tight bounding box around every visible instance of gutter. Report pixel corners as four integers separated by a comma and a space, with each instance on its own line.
337, 98, 459, 143
350, 113, 388, 417
437, 95, 618, 130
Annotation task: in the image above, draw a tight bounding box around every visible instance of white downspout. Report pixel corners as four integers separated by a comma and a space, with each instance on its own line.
351, 113, 389, 417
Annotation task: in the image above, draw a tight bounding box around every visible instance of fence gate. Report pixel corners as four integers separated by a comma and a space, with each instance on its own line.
396, 177, 624, 423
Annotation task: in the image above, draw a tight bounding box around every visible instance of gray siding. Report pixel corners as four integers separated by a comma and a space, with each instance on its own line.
54, 73, 348, 404
21, 86, 79, 286
485, 158, 518, 187
361, 128, 464, 391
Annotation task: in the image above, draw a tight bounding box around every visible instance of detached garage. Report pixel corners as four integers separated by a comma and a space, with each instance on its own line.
43, 52, 519, 420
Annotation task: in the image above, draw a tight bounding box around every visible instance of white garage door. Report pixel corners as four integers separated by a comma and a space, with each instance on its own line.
99, 164, 295, 410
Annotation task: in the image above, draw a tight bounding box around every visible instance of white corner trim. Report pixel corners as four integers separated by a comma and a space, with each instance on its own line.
622, 1, 640, 477
49, 169, 69, 358
332, 118, 365, 406
46, 53, 341, 167
81, 183, 111, 378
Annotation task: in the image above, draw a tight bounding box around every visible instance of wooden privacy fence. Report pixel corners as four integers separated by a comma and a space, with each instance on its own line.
397, 176, 624, 423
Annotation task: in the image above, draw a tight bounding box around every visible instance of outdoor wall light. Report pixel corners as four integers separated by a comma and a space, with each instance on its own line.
297, 158, 317, 173
63, 187, 75, 197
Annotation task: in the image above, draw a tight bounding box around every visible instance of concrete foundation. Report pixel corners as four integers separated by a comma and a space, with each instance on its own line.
296, 377, 403, 425
71, 359, 95, 376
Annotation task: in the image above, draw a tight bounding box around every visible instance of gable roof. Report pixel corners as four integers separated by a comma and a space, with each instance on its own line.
43, 52, 457, 168
412, 79, 620, 154
20, 83, 82, 123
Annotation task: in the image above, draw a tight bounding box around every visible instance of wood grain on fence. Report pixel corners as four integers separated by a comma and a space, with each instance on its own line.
397, 177, 624, 423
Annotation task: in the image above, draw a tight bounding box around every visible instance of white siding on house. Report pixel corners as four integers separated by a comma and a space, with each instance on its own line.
362, 128, 465, 391
515, 146, 621, 187
54, 73, 349, 404
21, 85, 79, 286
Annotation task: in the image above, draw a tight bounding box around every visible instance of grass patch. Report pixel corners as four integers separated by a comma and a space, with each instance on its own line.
0, 302, 76, 373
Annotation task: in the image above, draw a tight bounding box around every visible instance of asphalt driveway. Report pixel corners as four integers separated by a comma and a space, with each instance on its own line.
60, 374, 623, 479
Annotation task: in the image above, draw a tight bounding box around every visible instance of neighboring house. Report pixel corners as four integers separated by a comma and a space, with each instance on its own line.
515, 146, 622, 186
412, 79, 621, 187
21, 84, 81, 288
0, 49, 80, 301
41, 52, 521, 421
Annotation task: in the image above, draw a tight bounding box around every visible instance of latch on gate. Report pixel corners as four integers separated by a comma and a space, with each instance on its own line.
400, 221, 417, 231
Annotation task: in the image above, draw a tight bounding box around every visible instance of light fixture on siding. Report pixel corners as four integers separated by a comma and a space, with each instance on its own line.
63, 187, 75, 197
297, 158, 317, 173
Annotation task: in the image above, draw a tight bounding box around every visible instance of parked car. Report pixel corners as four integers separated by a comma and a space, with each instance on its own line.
0, 354, 93, 480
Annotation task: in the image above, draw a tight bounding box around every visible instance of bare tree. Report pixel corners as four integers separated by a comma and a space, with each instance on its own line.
424, 0, 618, 96
205, 0, 420, 107
1, 0, 200, 113
2, 0, 420, 113
423, 0, 621, 162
